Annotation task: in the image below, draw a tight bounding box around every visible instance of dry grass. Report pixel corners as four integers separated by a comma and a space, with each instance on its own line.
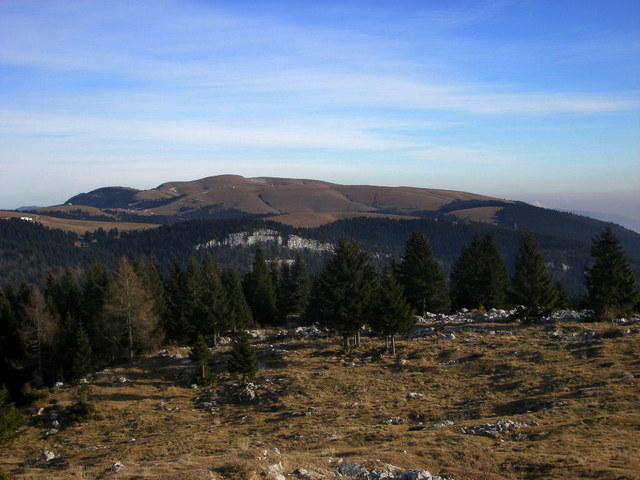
0, 211, 159, 235
1, 321, 639, 479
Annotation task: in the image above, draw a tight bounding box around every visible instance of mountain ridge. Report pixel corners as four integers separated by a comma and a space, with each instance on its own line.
57, 174, 507, 222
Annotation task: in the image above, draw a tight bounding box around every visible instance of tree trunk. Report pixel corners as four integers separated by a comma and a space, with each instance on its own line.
391, 334, 396, 356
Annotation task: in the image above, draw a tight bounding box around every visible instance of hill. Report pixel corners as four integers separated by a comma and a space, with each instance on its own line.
1, 313, 638, 479
56, 174, 504, 223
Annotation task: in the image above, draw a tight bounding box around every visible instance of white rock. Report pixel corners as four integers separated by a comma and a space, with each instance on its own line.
39, 450, 55, 462
110, 461, 125, 473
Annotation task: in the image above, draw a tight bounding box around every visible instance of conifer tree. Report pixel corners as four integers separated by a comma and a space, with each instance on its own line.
511, 232, 558, 317
81, 262, 111, 361
222, 268, 253, 332
307, 237, 377, 349
163, 261, 190, 343
0, 385, 23, 444
69, 325, 93, 380
585, 228, 639, 320
0, 288, 22, 395
19, 287, 56, 387
289, 254, 312, 316
242, 248, 278, 326
370, 267, 415, 355
105, 257, 160, 358
137, 257, 166, 324
227, 331, 258, 383
183, 256, 206, 340
396, 232, 449, 315
450, 234, 509, 310
189, 334, 213, 384
200, 252, 229, 344
274, 255, 312, 322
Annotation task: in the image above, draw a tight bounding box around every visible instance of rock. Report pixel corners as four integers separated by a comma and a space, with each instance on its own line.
460, 418, 535, 438
268, 462, 285, 480
406, 392, 424, 400
39, 450, 55, 462
115, 377, 128, 384
46, 428, 59, 436
110, 461, 125, 473
399, 471, 432, 480
337, 460, 369, 477
294, 467, 313, 478
54, 381, 64, 388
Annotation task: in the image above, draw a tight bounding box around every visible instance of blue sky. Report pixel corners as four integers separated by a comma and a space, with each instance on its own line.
1, 0, 639, 221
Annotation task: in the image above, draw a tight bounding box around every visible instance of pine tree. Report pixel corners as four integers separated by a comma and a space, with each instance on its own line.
370, 267, 416, 355
222, 268, 253, 331
306, 237, 377, 349
227, 331, 258, 383
450, 234, 509, 310
585, 228, 639, 321
189, 334, 213, 384
396, 232, 449, 316
511, 232, 558, 319
242, 248, 278, 326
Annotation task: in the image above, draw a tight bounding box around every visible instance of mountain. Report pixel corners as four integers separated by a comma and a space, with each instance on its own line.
47, 174, 506, 223
569, 210, 640, 234
5, 174, 638, 296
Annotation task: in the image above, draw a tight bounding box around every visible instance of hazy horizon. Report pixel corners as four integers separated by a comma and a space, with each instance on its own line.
1, 1, 638, 222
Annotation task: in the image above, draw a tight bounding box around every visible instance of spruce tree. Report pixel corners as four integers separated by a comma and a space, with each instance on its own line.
163, 261, 190, 343
80, 262, 111, 362
222, 268, 253, 331
306, 237, 377, 349
0, 385, 23, 444
370, 268, 416, 355
70, 325, 93, 380
242, 248, 278, 326
511, 232, 558, 318
585, 228, 639, 320
189, 334, 213, 384
227, 331, 258, 383
450, 234, 509, 310
396, 232, 449, 315
200, 252, 230, 345
275, 255, 312, 322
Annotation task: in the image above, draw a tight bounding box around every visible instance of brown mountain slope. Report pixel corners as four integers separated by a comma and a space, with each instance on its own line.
64, 175, 507, 222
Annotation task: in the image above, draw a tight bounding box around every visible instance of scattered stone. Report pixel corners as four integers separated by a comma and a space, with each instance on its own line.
337, 460, 369, 478
460, 418, 537, 439
39, 450, 55, 462
110, 461, 125, 473
268, 462, 285, 480
426, 420, 454, 430
334, 460, 452, 480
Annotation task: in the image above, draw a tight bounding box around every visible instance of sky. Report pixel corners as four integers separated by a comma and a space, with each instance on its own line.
1, 0, 639, 223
